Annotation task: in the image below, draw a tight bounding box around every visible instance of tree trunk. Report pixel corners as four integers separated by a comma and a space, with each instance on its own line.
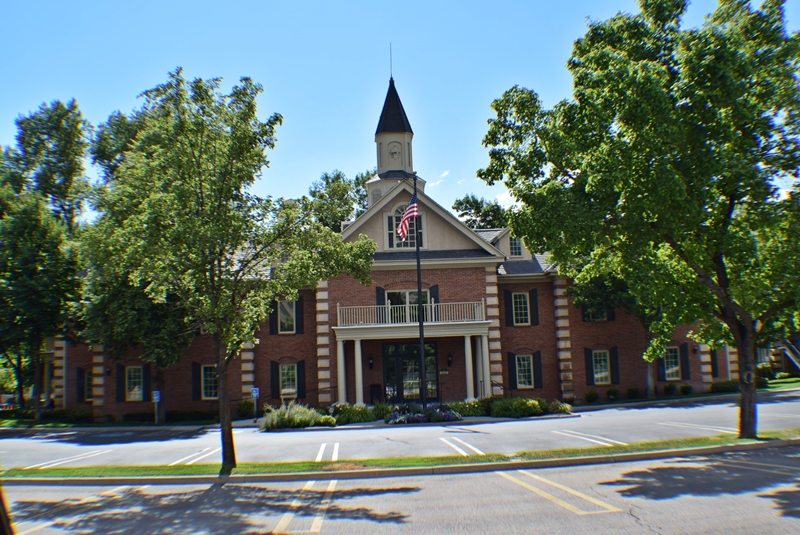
30, 333, 43, 423
214, 334, 236, 473
737, 331, 758, 439
15, 354, 26, 409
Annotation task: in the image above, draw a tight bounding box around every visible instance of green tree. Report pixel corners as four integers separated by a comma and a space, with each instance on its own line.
97, 69, 375, 471
308, 167, 375, 230
452, 194, 509, 229
479, 0, 800, 438
352, 168, 375, 216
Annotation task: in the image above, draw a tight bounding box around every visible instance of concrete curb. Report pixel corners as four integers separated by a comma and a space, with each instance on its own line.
4, 437, 798, 487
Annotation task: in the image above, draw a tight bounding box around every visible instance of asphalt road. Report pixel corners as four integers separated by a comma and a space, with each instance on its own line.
5, 446, 800, 534
1, 391, 799, 470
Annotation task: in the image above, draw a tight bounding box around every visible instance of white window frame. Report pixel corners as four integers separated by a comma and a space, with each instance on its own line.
85, 369, 94, 401
278, 300, 296, 334
664, 347, 681, 381
385, 204, 425, 250
280, 363, 298, 397
593, 350, 611, 386
510, 237, 523, 257
201, 364, 218, 400
516, 354, 534, 388
512, 292, 530, 326
125, 366, 143, 402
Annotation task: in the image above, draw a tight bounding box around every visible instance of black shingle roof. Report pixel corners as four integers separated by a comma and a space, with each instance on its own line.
498, 259, 545, 275
376, 78, 413, 135
374, 249, 494, 261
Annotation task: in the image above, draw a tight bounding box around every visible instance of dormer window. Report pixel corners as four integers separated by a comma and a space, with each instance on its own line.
387, 205, 423, 249
510, 237, 523, 257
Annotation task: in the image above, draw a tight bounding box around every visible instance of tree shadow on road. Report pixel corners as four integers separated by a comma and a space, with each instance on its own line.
10, 481, 418, 534
593, 391, 800, 413
600, 449, 800, 519
0, 428, 210, 446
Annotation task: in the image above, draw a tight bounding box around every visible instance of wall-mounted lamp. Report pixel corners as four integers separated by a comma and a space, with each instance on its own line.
447, 353, 453, 367
692, 345, 699, 355
368, 356, 374, 370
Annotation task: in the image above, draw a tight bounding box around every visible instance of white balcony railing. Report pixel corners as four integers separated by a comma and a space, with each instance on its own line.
337, 299, 485, 327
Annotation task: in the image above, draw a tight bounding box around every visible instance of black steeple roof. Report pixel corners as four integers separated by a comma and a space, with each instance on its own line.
375, 78, 413, 135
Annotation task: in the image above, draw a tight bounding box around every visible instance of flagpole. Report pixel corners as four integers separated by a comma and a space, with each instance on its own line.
414, 176, 426, 410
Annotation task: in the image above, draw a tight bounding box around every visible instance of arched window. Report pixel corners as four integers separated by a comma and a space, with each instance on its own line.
387, 205, 423, 249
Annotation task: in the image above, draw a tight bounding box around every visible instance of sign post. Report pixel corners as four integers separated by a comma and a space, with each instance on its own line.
152, 390, 161, 424
251, 387, 260, 422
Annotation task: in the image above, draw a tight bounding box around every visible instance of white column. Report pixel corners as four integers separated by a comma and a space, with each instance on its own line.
481, 335, 491, 398
354, 339, 364, 406
464, 335, 475, 400
337, 339, 346, 404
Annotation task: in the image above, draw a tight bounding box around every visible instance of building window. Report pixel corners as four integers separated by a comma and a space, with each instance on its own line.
387, 206, 423, 249
516, 354, 533, 388
202, 365, 218, 399
85, 370, 94, 401
593, 350, 610, 385
512, 292, 530, 325
386, 289, 430, 323
510, 237, 523, 257
278, 300, 295, 334
125, 366, 143, 401
588, 308, 608, 322
280, 363, 297, 396
664, 347, 681, 381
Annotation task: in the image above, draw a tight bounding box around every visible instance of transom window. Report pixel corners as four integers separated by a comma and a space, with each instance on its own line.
512, 292, 530, 325
516, 354, 533, 388
510, 237, 523, 257
125, 366, 143, 402
202, 365, 218, 399
278, 300, 296, 334
387, 206, 423, 249
593, 350, 610, 385
280, 363, 297, 395
664, 347, 681, 381
85, 370, 94, 401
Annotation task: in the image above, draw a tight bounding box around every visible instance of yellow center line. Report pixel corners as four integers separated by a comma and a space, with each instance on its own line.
496, 471, 619, 515
518, 471, 622, 513
309, 480, 337, 533
272, 480, 315, 534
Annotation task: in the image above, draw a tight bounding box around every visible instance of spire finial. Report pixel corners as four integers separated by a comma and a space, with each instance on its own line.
390, 43, 393, 79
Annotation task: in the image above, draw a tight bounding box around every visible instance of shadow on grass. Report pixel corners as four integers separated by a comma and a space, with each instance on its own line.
10, 481, 418, 534
600, 447, 800, 519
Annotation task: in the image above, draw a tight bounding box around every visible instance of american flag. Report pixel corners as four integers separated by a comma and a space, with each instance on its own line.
397, 192, 418, 241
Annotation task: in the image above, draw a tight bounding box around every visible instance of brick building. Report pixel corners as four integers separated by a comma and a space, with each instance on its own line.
50, 78, 737, 420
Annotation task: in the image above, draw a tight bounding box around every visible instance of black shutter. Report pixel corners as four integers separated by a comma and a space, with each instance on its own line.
191, 362, 201, 401
429, 285, 439, 304
270, 361, 280, 399
582, 305, 590, 322
504, 290, 514, 326
116, 364, 125, 402
269, 304, 278, 335
297, 360, 306, 399
710, 349, 719, 378
295, 297, 304, 334
680, 343, 691, 380
143, 363, 151, 402
585, 348, 595, 385
76, 368, 85, 403
610, 347, 620, 385
529, 289, 539, 326
507, 352, 517, 389
417, 215, 423, 247
607, 308, 616, 321
657, 358, 666, 382
376, 287, 385, 305
533, 351, 543, 389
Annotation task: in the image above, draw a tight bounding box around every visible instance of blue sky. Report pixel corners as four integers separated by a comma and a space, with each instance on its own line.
1, 1, 797, 213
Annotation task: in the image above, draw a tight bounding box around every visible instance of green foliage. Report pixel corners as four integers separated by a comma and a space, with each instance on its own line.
606, 387, 619, 401
584, 389, 599, 403
330, 403, 376, 425
237, 399, 255, 418
548, 400, 572, 414
711, 380, 740, 394
315, 415, 337, 427
775, 372, 792, 380
490, 397, 544, 418
166, 409, 217, 422
42, 409, 93, 423
448, 398, 492, 417
262, 402, 328, 430
626, 387, 640, 400
452, 194, 509, 229
680, 383, 694, 395
372, 403, 391, 420
663, 383, 677, 396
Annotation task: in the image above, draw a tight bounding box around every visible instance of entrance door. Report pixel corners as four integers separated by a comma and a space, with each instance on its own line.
383, 342, 437, 404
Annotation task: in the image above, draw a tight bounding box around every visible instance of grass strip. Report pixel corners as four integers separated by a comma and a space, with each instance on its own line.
3, 428, 798, 479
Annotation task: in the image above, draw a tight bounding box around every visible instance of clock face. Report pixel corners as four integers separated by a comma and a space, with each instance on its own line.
389, 143, 401, 161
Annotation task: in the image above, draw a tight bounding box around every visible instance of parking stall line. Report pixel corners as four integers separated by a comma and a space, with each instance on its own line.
185, 447, 221, 465
309, 480, 338, 533
315, 443, 327, 462
168, 447, 212, 466
450, 437, 485, 455
659, 422, 738, 434
331, 442, 340, 461
552, 430, 616, 447
439, 437, 469, 456
556, 430, 627, 446
24, 450, 113, 470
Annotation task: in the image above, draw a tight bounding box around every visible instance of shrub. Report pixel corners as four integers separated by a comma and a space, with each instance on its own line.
562, 395, 575, 405
775, 372, 791, 380
626, 387, 640, 400
757, 376, 768, 389
166, 409, 218, 422
42, 409, 94, 423
490, 397, 543, 418
315, 415, 337, 427
122, 412, 154, 423
262, 402, 325, 430
711, 380, 739, 393
662, 383, 677, 396
548, 400, 572, 414
384, 405, 462, 425
372, 403, 391, 420
606, 387, 619, 401
535, 398, 550, 414
330, 403, 375, 425
756, 363, 773, 379
680, 383, 693, 395
448, 398, 493, 417
584, 389, 599, 403
237, 399, 255, 418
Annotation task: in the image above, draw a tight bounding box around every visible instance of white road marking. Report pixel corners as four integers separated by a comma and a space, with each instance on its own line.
310, 480, 337, 532
439, 437, 469, 456
450, 436, 485, 455
331, 442, 340, 461
659, 422, 738, 434
14, 485, 132, 534
552, 430, 616, 447
557, 429, 628, 446
315, 443, 327, 462
24, 450, 112, 470
185, 447, 221, 465
273, 480, 315, 533
762, 414, 800, 419
168, 447, 212, 466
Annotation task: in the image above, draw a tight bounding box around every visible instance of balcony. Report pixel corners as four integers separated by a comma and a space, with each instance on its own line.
337, 300, 485, 327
